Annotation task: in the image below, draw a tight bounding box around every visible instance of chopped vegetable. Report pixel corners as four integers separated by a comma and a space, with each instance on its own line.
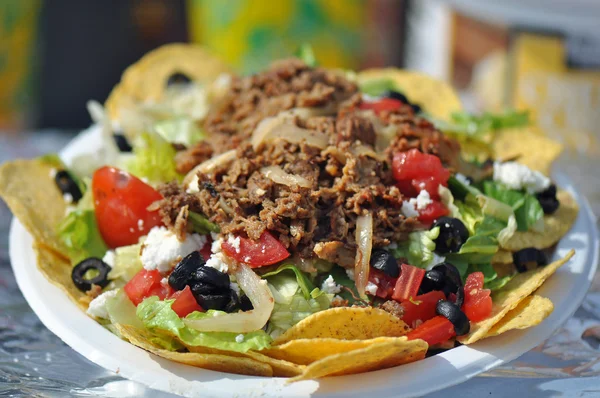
354, 212, 373, 298
124, 269, 173, 306
407, 316, 455, 346
126, 132, 181, 184
392, 264, 425, 302
462, 272, 492, 322
391, 228, 440, 268
436, 300, 470, 336
171, 286, 204, 317
188, 211, 220, 234
71, 257, 111, 292
401, 290, 446, 328
221, 231, 290, 268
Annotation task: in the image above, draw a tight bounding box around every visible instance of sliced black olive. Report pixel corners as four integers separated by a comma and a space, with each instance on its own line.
240, 295, 253, 311
432, 262, 464, 307
54, 170, 83, 203
190, 283, 224, 296
223, 290, 240, 313
513, 248, 548, 273
166, 72, 192, 87
410, 103, 422, 114
420, 269, 446, 293
436, 300, 470, 336
370, 249, 399, 278
192, 291, 232, 311
194, 265, 230, 288
169, 251, 205, 291
71, 257, 111, 292
433, 217, 470, 254
536, 184, 560, 214
537, 184, 557, 199
381, 90, 409, 104
112, 133, 133, 152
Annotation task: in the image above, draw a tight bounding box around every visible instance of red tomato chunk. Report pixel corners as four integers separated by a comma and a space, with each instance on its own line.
462, 272, 493, 322
407, 316, 456, 346
392, 264, 425, 302
221, 231, 290, 268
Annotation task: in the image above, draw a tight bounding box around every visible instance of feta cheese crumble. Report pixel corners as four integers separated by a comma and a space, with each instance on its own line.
227, 234, 241, 254
365, 282, 378, 296
321, 275, 342, 294
345, 268, 355, 281
102, 250, 115, 268
86, 290, 118, 319
455, 173, 471, 186
235, 334, 245, 343
63, 193, 73, 204
331, 295, 346, 306
205, 235, 229, 273
186, 174, 200, 194
493, 161, 550, 194
401, 189, 432, 218
401, 200, 419, 218
141, 226, 207, 273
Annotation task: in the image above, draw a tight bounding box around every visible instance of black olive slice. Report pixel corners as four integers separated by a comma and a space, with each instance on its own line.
223, 290, 240, 313
537, 184, 557, 199
381, 90, 409, 104
54, 170, 83, 203
169, 251, 205, 291
513, 248, 548, 273
71, 257, 111, 292
112, 133, 133, 152
433, 217, 470, 254
420, 269, 446, 293
410, 103, 422, 114
192, 291, 232, 311
436, 300, 470, 336
370, 249, 400, 278
190, 283, 223, 296
194, 265, 230, 288
537, 196, 560, 214
240, 295, 253, 311
166, 72, 192, 87
432, 262, 464, 307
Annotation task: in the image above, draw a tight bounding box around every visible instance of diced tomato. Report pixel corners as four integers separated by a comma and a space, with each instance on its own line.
359, 98, 403, 114
396, 179, 418, 197
407, 316, 456, 345
124, 269, 169, 306
462, 272, 493, 322
411, 177, 443, 200
170, 286, 204, 317
199, 238, 212, 262
392, 149, 450, 184
392, 264, 426, 302
401, 291, 446, 329
417, 201, 449, 224
221, 231, 290, 268
92, 166, 163, 248
368, 268, 398, 299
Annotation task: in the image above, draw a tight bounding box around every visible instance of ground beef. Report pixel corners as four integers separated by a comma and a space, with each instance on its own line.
379, 300, 405, 320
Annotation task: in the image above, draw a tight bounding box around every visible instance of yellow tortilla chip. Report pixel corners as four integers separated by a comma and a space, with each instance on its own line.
492, 249, 514, 265
501, 190, 578, 251
115, 325, 273, 377
273, 307, 410, 346
493, 128, 563, 176
486, 295, 554, 337
459, 250, 574, 344
262, 336, 414, 366
289, 337, 427, 382
357, 69, 463, 120
106, 43, 231, 120
0, 159, 67, 255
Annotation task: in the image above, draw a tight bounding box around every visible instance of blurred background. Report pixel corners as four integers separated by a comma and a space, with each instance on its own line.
0, 0, 598, 145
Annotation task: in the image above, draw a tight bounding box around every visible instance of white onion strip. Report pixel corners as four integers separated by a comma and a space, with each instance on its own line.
183, 149, 237, 186
184, 261, 274, 333
251, 116, 329, 150
261, 165, 312, 188
354, 212, 373, 298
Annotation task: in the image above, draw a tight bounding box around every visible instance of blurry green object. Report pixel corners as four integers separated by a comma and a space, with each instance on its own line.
188, 0, 366, 74
295, 43, 317, 67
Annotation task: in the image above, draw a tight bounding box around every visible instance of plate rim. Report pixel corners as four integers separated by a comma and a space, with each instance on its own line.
8, 126, 600, 398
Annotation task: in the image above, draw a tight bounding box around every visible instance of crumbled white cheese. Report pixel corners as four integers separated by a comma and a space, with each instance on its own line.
141, 226, 207, 273
160, 277, 169, 287
186, 174, 200, 194
49, 168, 58, 178
235, 334, 245, 343
205, 236, 229, 273
227, 234, 241, 254
86, 290, 118, 319
345, 268, 355, 281
365, 282, 378, 296
102, 250, 115, 268
63, 193, 73, 204
412, 190, 432, 210
401, 200, 419, 218
230, 282, 241, 297
210, 232, 220, 241
455, 173, 471, 186
321, 275, 342, 294
137, 219, 145, 231
493, 161, 550, 194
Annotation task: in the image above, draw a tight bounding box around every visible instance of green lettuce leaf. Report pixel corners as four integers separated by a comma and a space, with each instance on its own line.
447, 216, 505, 266
431, 110, 530, 142
154, 117, 205, 147
261, 264, 314, 300
108, 243, 143, 283
57, 188, 107, 265
136, 297, 272, 352
295, 43, 317, 67
359, 78, 399, 97
126, 132, 181, 184
391, 227, 440, 268
483, 181, 544, 232
188, 211, 220, 234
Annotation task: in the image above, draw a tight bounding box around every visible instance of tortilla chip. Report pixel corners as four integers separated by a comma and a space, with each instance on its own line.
459, 250, 574, 344
486, 295, 554, 337
115, 324, 273, 377
273, 307, 410, 346
262, 336, 415, 366
0, 159, 68, 255
492, 249, 514, 265
493, 128, 563, 176
501, 190, 578, 251
357, 69, 463, 120
289, 337, 427, 382
106, 43, 231, 120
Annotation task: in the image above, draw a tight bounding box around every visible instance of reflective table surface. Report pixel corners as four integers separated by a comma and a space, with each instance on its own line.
1, 130, 599, 397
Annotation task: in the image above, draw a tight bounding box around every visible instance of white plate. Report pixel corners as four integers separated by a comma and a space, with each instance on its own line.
9, 126, 600, 398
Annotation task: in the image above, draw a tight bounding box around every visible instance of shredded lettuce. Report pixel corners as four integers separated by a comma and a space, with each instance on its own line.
431, 110, 530, 142
188, 211, 220, 234
57, 186, 107, 265
154, 117, 205, 147
391, 227, 440, 268
261, 264, 314, 300
483, 181, 544, 232
135, 297, 272, 352
359, 78, 399, 97
107, 243, 143, 283
264, 269, 331, 338
126, 132, 181, 184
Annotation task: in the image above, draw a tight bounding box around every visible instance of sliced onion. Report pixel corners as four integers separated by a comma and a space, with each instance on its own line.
251, 116, 329, 150
321, 147, 347, 164
351, 144, 385, 161
184, 261, 274, 333
498, 215, 517, 248
261, 165, 312, 188
183, 149, 237, 185
354, 212, 373, 298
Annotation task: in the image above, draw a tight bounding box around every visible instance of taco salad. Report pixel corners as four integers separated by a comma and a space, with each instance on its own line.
0, 44, 579, 379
